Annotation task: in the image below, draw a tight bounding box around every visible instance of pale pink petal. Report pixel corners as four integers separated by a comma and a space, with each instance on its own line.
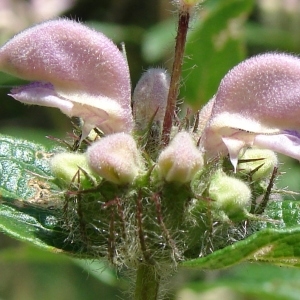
254, 131, 300, 161
201, 53, 300, 165
9, 82, 73, 114
211, 53, 300, 130
9, 81, 129, 136
0, 19, 133, 134
197, 96, 215, 135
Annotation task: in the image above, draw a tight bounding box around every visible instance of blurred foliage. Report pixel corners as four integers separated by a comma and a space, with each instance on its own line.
0, 241, 124, 300
177, 263, 300, 300
2, 0, 300, 300
182, 0, 253, 109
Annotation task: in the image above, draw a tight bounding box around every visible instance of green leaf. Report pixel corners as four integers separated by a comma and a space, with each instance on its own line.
182, 0, 254, 109
0, 244, 70, 263
181, 200, 300, 269
225, 264, 300, 300
0, 134, 86, 255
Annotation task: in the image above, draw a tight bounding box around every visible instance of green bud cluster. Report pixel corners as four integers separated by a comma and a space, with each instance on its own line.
50, 125, 279, 268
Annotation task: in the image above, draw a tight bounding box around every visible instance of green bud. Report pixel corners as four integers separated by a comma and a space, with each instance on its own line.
209, 170, 251, 220
238, 148, 278, 180
51, 152, 98, 187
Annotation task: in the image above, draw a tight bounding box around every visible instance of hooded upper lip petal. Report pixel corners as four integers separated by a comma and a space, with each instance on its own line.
200, 53, 300, 167
0, 19, 134, 135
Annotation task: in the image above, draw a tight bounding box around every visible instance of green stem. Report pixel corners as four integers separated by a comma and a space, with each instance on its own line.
134, 264, 160, 300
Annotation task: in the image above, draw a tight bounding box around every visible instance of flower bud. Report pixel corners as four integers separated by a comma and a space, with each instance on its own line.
132, 68, 170, 133
238, 148, 278, 180
87, 133, 144, 185
157, 131, 204, 183
209, 170, 251, 220
51, 152, 98, 187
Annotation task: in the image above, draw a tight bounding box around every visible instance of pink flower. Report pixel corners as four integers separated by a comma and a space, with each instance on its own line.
200, 53, 300, 170
0, 19, 133, 137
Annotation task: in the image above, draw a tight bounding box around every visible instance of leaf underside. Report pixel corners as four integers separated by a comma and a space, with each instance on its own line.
0, 135, 88, 256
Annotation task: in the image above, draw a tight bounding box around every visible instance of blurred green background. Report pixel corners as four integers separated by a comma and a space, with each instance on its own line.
1, 0, 300, 299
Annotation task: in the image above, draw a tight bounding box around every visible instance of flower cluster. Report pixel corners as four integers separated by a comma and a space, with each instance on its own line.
0, 19, 207, 187
0, 19, 298, 265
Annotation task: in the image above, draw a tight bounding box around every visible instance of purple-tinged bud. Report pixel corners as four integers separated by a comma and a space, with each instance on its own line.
133, 68, 170, 133
200, 53, 300, 170
87, 133, 144, 185
157, 131, 204, 183
0, 19, 133, 136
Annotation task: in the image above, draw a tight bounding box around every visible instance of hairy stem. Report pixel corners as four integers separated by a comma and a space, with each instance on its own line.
162, 9, 190, 146
134, 264, 160, 300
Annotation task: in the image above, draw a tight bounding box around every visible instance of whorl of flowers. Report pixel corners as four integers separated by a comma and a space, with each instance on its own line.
0, 18, 297, 267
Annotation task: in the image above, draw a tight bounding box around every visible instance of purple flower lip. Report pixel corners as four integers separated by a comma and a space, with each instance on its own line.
283, 130, 300, 139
